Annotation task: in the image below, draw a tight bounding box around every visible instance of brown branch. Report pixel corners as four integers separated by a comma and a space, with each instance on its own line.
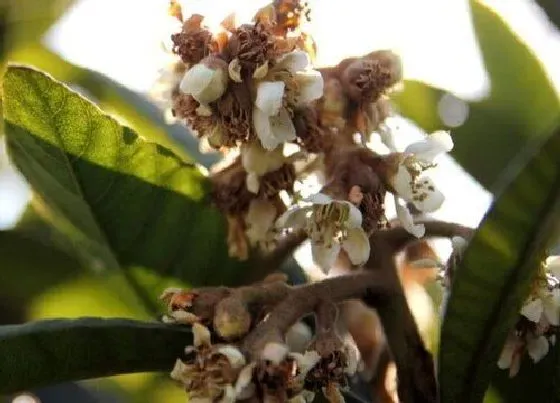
363, 231, 438, 403
241, 271, 389, 358
379, 220, 474, 253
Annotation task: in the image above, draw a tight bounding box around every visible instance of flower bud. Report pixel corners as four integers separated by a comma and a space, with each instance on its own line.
213, 297, 252, 340
340, 50, 402, 103
180, 56, 228, 105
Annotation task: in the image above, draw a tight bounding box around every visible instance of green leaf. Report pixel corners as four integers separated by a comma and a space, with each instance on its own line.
0, 318, 192, 394
2, 65, 247, 293
393, 0, 560, 191
0, 230, 80, 299
438, 124, 560, 402
0, 0, 74, 56
7, 44, 217, 166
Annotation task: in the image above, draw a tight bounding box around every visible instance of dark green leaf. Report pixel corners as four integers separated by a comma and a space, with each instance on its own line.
393, 0, 560, 191
0, 318, 192, 394
438, 124, 560, 402
0, 230, 80, 299
486, 342, 558, 403
535, 0, 560, 31
2, 65, 247, 293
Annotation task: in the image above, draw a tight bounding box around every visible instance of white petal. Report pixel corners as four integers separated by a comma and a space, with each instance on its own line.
219, 385, 237, 403
235, 363, 256, 398
253, 62, 269, 79
451, 236, 468, 253
269, 108, 297, 142
527, 335, 549, 363
216, 345, 246, 369
395, 198, 425, 238
192, 323, 212, 347
305, 193, 333, 204
497, 335, 517, 369
295, 70, 324, 105
289, 395, 307, 403
404, 130, 453, 163
391, 164, 415, 201
262, 342, 289, 364
544, 289, 560, 326
521, 298, 544, 323
245, 199, 277, 244
311, 242, 341, 274
286, 322, 313, 353
344, 343, 360, 375
378, 124, 397, 152
341, 201, 363, 228
241, 141, 285, 176
275, 50, 309, 72
170, 359, 187, 381
342, 228, 370, 266
228, 58, 243, 82
290, 350, 321, 378
254, 107, 281, 150
276, 206, 310, 230
547, 256, 560, 279
246, 173, 260, 194
171, 310, 200, 324
180, 64, 213, 96
411, 177, 445, 212
255, 81, 285, 116
180, 63, 227, 104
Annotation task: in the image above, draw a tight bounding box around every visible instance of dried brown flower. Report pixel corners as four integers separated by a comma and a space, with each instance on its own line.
304, 350, 348, 392
211, 160, 254, 215
258, 163, 296, 198
216, 83, 255, 145
172, 93, 217, 137
226, 22, 276, 76
171, 14, 214, 65
293, 106, 332, 153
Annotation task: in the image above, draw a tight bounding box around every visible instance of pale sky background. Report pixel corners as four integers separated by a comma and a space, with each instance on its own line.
1, 0, 560, 249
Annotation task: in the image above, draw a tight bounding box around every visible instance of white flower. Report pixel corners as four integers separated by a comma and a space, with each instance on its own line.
389, 131, 453, 237
253, 51, 324, 150
520, 288, 560, 326
150, 62, 184, 123
180, 59, 228, 106
276, 193, 370, 273
390, 130, 452, 211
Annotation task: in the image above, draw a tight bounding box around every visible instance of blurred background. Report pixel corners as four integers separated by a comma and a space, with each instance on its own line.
1, 0, 559, 402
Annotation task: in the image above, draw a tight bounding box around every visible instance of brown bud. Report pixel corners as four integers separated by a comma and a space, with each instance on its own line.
340, 51, 402, 103
213, 296, 252, 340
